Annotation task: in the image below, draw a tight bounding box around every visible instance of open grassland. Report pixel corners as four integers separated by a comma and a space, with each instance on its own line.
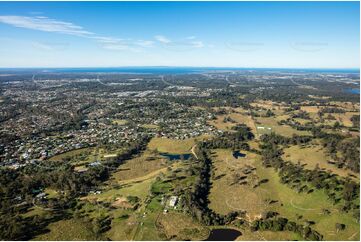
157, 211, 209, 240
48, 147, 91, 162
274, 114, 292, 122
44, 188, 59, 199
105, 212, 139, 241
255, 117, 311, 137
83, 152, 179, 204
250, 100, 287, 112
112, 150, 167, 181
209, 149, 270, 219
85, 175, 156, 203
78, 161, 178, 241
240, 229, 302, 241
300, 105, 324, 113
209, 115, 235, 130
258, 166, 360, 241
148, 136, 210, 154
330, 101, 360, 111
299, 104, 358, 127
141, 124, 159, 129
22, 206, 48, 219
48, 146, 123, 167
211, 148, 359, 241
77, 151, 193, 241
323, 112, 358, 127
132, 212, 162, 240
34, 218, 98, 241
209, 107, 257, 133
112, 119, 128, 125
293, 117, 312, 125
282, 144, 359, 180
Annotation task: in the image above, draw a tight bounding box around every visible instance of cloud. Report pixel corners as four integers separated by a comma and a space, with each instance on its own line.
92, 36, 123, 44
0, 15, 93, 37
31, 41, 69, 51
31, 42, 56, 51
154, 35, 205, 51
95, 37, 152, 52
154, 35, 171, 44
0, 15, 153, 52
101, 43, 139, 52
190, 40, 204, 48
0, 15, 204, 52
136, 40, 154, 47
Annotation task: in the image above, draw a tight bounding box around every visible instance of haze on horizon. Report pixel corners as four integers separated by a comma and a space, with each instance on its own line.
0, 1, 359, 69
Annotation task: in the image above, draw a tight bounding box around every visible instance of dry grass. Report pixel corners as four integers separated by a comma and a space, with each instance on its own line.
112, 150, 167, 181
326, 112, 358, 127
141, 124, 159, 129
300, 106, 323, 113
255, 117, 311, 137
35, 218, 97, 241
209, 148, 360, 241
148, 137, 199, 154
250, 100, 286, 111
330, 101, 359, 111
209, 149, 270, 219
282, 144, 359, 180
112, 119, 128, 125
48, 147, 124, 167
106, 213, 139, 241
209, 108, 257, 133
255, 160, 360, 241
239, 230, 301, 241
158, 212, 209, 240
48, 148, 91, 162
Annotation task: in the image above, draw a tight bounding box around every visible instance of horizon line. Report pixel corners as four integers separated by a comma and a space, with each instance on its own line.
0, 66, 359, 70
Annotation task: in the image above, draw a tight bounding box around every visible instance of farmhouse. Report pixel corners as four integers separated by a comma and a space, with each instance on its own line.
168, 196, 178, 207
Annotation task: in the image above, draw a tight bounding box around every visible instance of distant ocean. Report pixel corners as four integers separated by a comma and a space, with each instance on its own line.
345, 88, 360, 95
0, 67, 359, 74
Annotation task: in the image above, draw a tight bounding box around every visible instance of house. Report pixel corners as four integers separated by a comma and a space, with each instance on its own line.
36, 192, 47, 199
89, 161, 101, 167
168, 196, 178, 207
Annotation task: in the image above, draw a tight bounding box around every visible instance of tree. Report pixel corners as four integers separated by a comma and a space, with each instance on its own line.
333, 121, 341, 129
335, 223, 346, 233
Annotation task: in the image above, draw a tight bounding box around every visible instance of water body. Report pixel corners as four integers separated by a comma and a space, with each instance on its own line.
233, 150, 246, 159
205, 229, 242, 241
160, 153, 192, 161
345, 88, 360, 94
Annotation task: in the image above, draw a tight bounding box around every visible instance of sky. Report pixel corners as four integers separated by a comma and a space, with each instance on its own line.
0, 1, 359, 68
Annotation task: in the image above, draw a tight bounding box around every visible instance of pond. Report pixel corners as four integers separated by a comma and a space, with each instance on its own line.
233, 150, 246, 159
205, 229, 242, 241
159, 153, 192, 161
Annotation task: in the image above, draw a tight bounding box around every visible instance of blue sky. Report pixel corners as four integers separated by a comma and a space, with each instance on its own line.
0, 1, 359, 68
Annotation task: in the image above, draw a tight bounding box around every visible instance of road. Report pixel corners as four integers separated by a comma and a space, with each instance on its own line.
191, 145, 199, 159
160, 75, 176, 86
96, 75, 108, 86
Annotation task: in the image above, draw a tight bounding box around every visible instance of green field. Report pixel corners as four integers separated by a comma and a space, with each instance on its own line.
255, 117, 311, 137
283, 144, 359, 180
148, 137, 196, 154
34, 218, 99, 241
112, 150, 167, 182
209, 148, 360, 241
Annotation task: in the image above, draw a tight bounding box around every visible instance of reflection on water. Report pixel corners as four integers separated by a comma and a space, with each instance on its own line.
160, 153, 192, 161
205, 229, 242, 241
